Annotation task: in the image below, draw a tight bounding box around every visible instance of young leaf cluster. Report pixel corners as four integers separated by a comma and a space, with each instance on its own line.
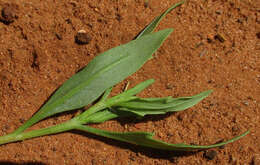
0, 1, 249, 152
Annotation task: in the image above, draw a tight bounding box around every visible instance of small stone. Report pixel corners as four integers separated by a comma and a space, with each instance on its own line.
1, 3, 19, 25
204, 150, 217, 160
243, 101, 249, 106
215, 10, 222, 15
214, 34, 226, 43
166, 83, 173, 89
75, 30, 92, 45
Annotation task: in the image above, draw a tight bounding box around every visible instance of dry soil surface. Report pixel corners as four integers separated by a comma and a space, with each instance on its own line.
0, 0, 259, 164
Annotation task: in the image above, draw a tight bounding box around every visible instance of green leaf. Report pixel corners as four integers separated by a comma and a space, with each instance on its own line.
115, 90, 212, 116
14, 29, 173, 134
83, 110, 119, 124
76, 125, 250, 151
105, 79, 154, 105
136, 0, 184, 38
84, 90, 212, 123
77, 79, 155, 123
75, 1, 184, 126
84, 109, 136, 124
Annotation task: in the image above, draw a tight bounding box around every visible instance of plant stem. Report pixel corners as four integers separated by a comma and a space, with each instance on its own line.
0, 120, 79, 146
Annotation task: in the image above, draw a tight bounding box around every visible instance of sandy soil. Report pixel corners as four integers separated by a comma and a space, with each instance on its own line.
0, 0, 259, 164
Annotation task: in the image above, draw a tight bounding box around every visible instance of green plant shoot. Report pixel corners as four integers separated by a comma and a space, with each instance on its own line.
0, 1, 249, 152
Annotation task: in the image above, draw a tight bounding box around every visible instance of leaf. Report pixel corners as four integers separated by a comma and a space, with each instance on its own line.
115, 90, 212, 116
14, 29, 173, 133
84, 109, 134, 124
85, 89, 212, 123
136, 0, 184, 38
105, 79, 154, 105
76, 125, 250, 151
77, 1, 184, 126
83, 110, 119, 124
78, 79, 154, 123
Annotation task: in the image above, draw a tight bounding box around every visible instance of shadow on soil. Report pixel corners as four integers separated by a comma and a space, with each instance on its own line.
71, 128, 200, 161
0, 162, 45, 165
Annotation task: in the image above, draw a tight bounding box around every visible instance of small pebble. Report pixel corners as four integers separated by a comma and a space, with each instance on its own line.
204, 150, 217, 160
1, 3, 19, 24
243, 101, 249, 106
214, 34, 226, 43
166, 83, 173, 89
75, 30, 92, 45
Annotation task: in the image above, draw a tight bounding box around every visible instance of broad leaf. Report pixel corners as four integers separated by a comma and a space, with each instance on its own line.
83, 1, 185, 124
15, 29, 173, 133
76, 125, 250, 151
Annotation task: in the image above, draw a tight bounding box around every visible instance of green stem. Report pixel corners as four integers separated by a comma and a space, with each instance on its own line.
0, 120, 79, 146
74, 101, 107, 124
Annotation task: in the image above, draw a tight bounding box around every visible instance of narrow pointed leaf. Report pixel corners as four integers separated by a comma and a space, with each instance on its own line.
84, 109, 136, 124
137, 0, 184, 38
115, 90, 212, 116
105, 79, 154, 105
84, 110, 119, 124
15, 29, 173, 133
76, 125, 250, 151
84, 79, 154, 124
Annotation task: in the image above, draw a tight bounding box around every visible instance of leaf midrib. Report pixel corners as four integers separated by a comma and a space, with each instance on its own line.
39, 55, 129, 118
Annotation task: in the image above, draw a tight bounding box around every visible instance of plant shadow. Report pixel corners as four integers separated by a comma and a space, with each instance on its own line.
71, 128, 200, 161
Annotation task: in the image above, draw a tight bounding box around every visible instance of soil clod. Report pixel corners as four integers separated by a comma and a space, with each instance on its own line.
0, 3, 19, 25
75, 30, 92, 45
204, 150, 217, 160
